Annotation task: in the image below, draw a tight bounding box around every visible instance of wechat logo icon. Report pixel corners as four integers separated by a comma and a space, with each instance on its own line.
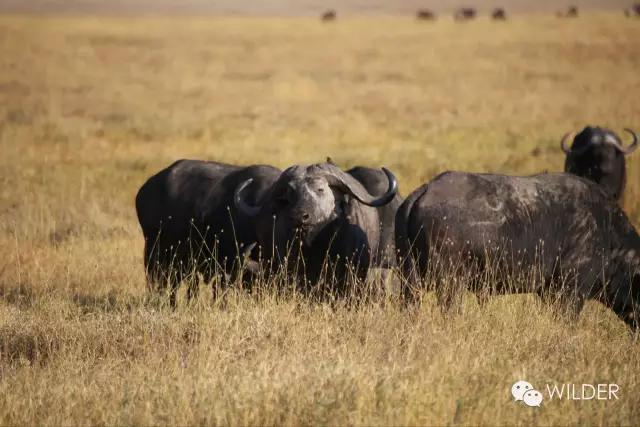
512, 380, 543, 407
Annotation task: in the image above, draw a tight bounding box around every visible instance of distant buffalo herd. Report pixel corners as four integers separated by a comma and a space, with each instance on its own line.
136, 126, 640, 330
319, 4, 640, 22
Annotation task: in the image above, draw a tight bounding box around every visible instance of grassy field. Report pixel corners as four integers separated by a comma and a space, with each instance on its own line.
0, 0, 632, 14
1, 12, 640, 425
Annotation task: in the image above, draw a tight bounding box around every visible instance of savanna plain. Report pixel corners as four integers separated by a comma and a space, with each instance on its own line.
1, 12, 640, 425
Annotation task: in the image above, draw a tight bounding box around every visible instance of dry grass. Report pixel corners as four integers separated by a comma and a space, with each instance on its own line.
1, 12, 640, 425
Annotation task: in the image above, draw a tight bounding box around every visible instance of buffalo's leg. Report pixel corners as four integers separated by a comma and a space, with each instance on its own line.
186, 276, 199, 303
436, 276, 465, 314
565, 294, 585, 321
144, 239, 191, 309
402, 274, 420, 305
144, 241, 175, 305
143, 240, 162, 293
168, 286, 178, 308
401, 277, 420, 306
473, 272, 497, 309
398, 254, 422, 305
166, 257, 188, 309
536, 280, 586, 322
475, 290, 490, 308
556, 287, 586, 321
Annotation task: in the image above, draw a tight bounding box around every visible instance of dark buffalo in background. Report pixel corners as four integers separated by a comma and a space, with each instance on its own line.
454, 8, 477, 21
322, 10, 337, 21
558, 6, 579, 17
492, 8, 507, 20
395, 171, 640, 329
235, 162, 397, 297
561, 126, 638, 201
416, 9, 436, 20
135, 160, 280, 306
626, 4, 640, 16
346, 166, 404, 268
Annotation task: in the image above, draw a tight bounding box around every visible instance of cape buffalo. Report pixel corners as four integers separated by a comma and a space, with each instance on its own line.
396, 171, 640, 329
492, 8, 507, 20
561, 126, 638, 201
234, 162, 398, 296
135, 160, 280, 306
454, 8, 477, 21
322, 10, 337, 21
346, 166, 404, 268
416, 9, 437, 20
558, 6, 578, 18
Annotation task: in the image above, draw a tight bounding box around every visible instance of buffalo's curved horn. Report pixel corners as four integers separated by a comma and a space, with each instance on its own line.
373, 168, 399, 206
621, 128, 638, 155
560, 132, 575, 154
241, 242, 257, 261
234, 179, 261, 217
322, 165, 398, 207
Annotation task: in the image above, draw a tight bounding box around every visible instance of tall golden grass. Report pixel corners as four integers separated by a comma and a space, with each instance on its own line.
1, 13, 640, 425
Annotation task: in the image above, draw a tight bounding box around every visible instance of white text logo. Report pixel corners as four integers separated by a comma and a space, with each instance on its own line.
511, 380, 543, 407
511, 380, 620, 407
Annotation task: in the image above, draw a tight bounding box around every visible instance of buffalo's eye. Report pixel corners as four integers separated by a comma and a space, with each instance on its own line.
317, 187, 325, 193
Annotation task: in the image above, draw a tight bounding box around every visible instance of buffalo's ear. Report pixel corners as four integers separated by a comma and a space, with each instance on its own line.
337, 198, 349, 217
329, 187, 348, 214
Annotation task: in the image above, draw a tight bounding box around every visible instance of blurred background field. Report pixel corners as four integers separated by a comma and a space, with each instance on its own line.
1, 9, 640, 426
0, 0, 633, 14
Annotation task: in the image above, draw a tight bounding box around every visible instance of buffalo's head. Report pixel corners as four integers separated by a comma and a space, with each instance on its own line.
234, 163, 397, 255
561, 126, 637, 200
